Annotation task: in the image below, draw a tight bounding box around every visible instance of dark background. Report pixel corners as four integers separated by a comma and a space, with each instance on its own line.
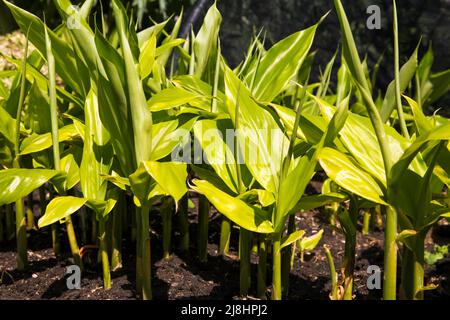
1, 0, 450, 107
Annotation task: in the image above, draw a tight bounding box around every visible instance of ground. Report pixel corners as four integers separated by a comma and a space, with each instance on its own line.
1, 206, 449, 300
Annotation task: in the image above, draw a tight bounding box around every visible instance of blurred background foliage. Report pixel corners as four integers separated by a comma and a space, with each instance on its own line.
1, 0, 449, 109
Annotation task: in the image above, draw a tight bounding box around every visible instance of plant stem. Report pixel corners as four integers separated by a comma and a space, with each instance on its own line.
99, 218, 111, 289
393, 0, 410, 139
135, 207, 143, 298
400, 245, 421, 300
26, 194, 34, 231
178, 193, 190, 251
66, 217, 83, 269
51, 224, 61, 258
219, 218, 231, 256
198, 195, 209, 263
272, 233, 282, 300
12, 27, 30, 271
362, 210, 371, 235
383, 206, 397, 300
257, 235, 267, 299
111, 195, 124, 271
140, 205, 152, 300
40, 186, 61, 256
161, 198, 173, 259
324, 245, 338, 300
14, 196, 27, 270
239, 228, 252, 297
282, 215, 296, 296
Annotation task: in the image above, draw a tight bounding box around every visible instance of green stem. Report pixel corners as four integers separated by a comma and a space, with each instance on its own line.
178, 194, 190, 252
15, 197, 27, 271
39, 186, 60, 255
393, 0, 410, 139
51, 224, 61, 258
272, 233, 282, 300
383, 206, 398, 300
26, 194, 34, 231
282, 215, 296, 296
324, 245, 338, 300
66, 217, 83, 270
362, 210, 371, 235
400, 235, 425, 300
257, 235, 267, 299
239, 228, 252, 297
219, 218, 231, 256
198, 195, 209, 263
140, 205, 152, 300
161, 198, 173, 259
99, 218, 111, 290
135, 207, 143, 298
111, 195, 124, 271
12, 26, 30, 271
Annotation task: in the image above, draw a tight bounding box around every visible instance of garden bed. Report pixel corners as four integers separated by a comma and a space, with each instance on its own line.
1, 208, 449, 300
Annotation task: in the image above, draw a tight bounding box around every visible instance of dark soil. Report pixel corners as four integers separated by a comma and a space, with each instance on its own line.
1, 201, 449, 300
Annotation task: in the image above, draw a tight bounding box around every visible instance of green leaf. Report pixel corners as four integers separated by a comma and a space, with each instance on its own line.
396, 229, 417, 243
173, 75, 227, 113
390, 123, 450, 187
403, 95, 432, 135
100, 172, 130, 191
428, 69, 450, 104
244, 21, 321, 102
129, 163, 158, 207
193, 119, 241, 194
26, 82, 52, 134
20, 124, 81, 155
280, 230, 305, 251
0, 168, 60, 206
194, 2, 222, 78
151, 117, 197, 161
156, 10, 183, 67
190, 179, 274, 233
293, 193, 347, 212
86, 198, 117, 219
5, 1, 88, 95
224, 64, 289, 193
139, 34, 156, 79
79, 87, 113, 201
38, 196, 87, 228
143, 161, 188, 204
60, 153, 80, 191
269, 103, 327, 145
238, 189, 275, 207
318, 100, 406, 186
318, 147, 387, 205
380, 46, 419, 122
148, 87, 205, 112
298, 229, 324, 252
0, 105, 16, 145
113, 0, 152, 165
333, 0, 371, 94
276, 149, 317, 224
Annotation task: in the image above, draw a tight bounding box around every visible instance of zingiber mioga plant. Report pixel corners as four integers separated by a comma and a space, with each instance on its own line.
0, 0, 449, 301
